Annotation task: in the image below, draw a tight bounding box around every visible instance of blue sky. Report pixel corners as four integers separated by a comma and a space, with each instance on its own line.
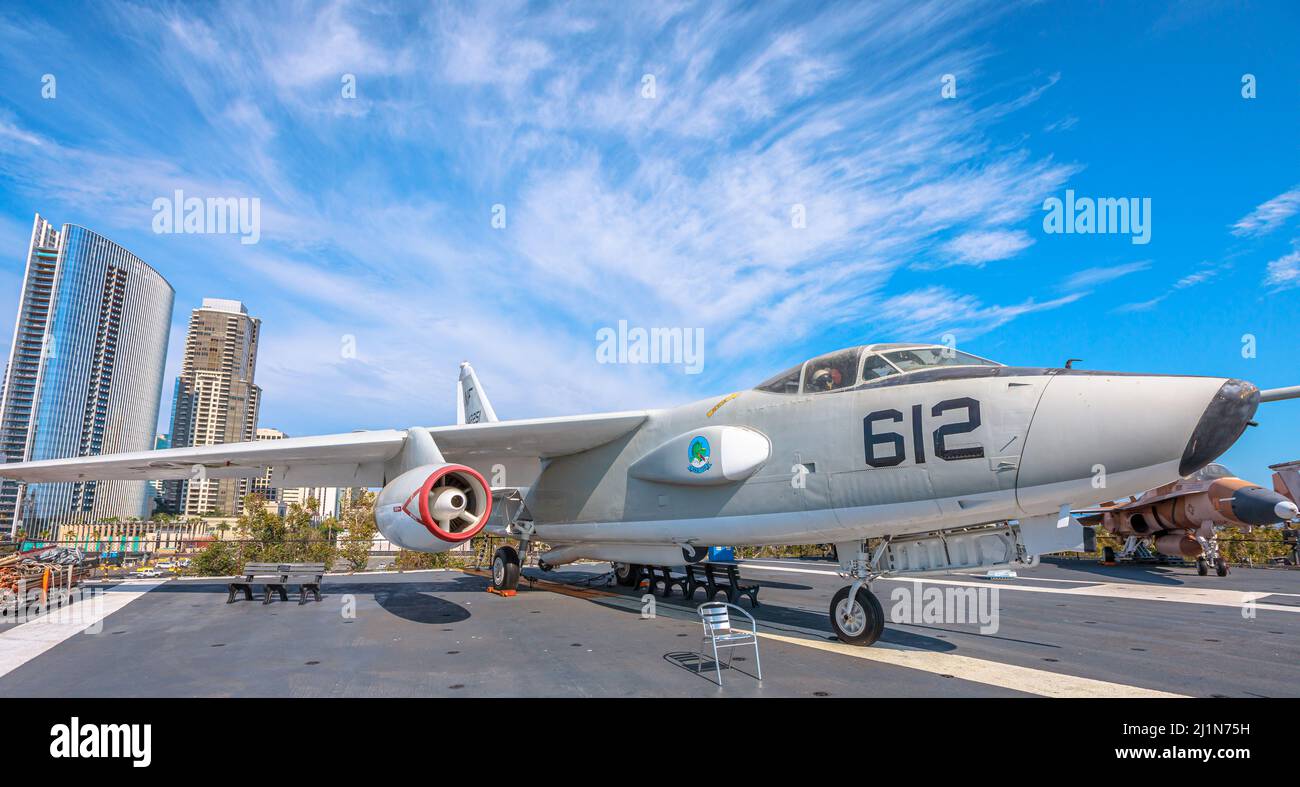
0, 1, 1297, 482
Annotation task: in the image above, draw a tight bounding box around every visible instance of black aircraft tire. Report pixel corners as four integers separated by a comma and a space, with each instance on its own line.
614, 562, 640, 587
1196, 558, 1209, 576
1102, 546, 1115, 563
1215, 557, 1230, 577
829, 585, 885, 646
492, 546, 520, 591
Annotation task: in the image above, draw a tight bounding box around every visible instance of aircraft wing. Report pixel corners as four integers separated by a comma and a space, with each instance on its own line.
0, 411, 649, 487
1073, 499, 1135, 515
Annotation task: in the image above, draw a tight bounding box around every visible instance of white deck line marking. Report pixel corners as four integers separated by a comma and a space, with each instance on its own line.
0, 581, 163, 679
739, 564, 839, 576
757, 631, 1185, 698
889, 576, 1300, 613
741, 563, 1300, 609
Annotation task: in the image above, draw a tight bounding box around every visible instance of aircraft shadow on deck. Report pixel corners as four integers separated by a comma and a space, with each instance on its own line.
576, 580, 960, 652
1039, 557, 1191, 585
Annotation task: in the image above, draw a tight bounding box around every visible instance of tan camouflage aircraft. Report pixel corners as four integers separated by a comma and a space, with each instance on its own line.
1078, 462, 1300, 576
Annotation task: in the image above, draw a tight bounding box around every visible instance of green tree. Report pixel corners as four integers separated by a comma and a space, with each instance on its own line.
285, 500, 337, 566
187, 541, 240, 576
338, 490, 378, 572
236, 495, 288, 563
394, 549, 455, 570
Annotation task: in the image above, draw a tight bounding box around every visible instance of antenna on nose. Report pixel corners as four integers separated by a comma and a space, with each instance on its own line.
1065, 359, 1082, 369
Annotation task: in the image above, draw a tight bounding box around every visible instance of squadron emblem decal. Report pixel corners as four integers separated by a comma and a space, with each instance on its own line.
688, 435, 712, 474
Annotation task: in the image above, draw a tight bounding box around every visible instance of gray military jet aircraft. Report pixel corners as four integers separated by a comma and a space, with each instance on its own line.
4, 345, 1296, 645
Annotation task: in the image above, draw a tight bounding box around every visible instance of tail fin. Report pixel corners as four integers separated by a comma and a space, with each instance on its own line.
1273, 462, 1300, 507
457, 361, 499, 424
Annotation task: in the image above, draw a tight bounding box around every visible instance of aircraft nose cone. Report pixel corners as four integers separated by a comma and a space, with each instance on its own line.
1179, 379, 1259, 477
1227, 484, 1296, 526
1018, 373, 1253, 514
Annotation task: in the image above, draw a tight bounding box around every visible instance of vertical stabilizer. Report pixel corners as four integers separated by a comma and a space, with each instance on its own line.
457, 361, 499, 424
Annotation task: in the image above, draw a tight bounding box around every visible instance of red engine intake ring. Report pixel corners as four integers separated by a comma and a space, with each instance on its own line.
403, 464, 491, 543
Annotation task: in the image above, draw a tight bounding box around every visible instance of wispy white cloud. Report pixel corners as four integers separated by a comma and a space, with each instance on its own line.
1265, 246, 1300, 292
1061, 260, 1149, 290
1113, 260, 1226, 312
1231, 185, 1300, 237
940, 229, 1033, 266
873, 286, 1082, 339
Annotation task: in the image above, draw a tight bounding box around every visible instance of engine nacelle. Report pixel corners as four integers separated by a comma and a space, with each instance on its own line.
375, 463, 492, 552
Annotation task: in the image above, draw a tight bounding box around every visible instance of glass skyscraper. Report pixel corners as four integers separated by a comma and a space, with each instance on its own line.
166, 298, 261, 517
0, 214, 174, 538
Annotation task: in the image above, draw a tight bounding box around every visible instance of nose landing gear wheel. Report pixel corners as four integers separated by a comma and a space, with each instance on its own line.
830, 585, 884, 646
1214, 557, 1229, 577
613, 562, 640, 587
1196, 557, 1209, 576
492, 546, 520, 591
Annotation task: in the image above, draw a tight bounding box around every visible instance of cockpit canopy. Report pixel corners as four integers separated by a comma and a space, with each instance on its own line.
754, 343, 1003, 395
1189, 463, 1233, 481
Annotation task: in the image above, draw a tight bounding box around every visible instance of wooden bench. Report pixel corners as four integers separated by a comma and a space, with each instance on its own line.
228, 563, 285, 604
639, 565, 689, 598
227, 562, 326, 604
684, 563, 759, 607
282, 563, 326, 604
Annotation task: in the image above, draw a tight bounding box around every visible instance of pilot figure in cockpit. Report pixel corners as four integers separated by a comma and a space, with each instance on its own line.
808, 366, 842, 392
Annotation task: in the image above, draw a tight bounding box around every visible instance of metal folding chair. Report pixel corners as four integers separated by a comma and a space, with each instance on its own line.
697, 601, 762, 686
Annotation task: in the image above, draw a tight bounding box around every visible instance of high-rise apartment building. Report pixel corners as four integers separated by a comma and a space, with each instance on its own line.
248, 427, 349, 521
167, 298, 261, 516
0, 214, 173, 538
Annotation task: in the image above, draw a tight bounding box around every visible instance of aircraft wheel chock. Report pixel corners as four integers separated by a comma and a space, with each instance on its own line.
830, 585, 884, 646
613, 562, 640, 587
492, 546, 521, 591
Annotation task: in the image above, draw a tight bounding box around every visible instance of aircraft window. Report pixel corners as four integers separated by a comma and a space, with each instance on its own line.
1194, 463, 1232, 480
882, 347, 1001, 372
755, 363, 803, 394
802, 348, 861, 393
861, 354, 899, 382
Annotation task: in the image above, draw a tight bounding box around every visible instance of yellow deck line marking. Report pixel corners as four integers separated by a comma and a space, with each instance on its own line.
756, 630, 1186, 698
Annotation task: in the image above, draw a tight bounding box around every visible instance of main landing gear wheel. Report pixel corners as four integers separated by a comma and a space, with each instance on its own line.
1196, 557, 1209, 576
1102, 546, 1116, 564
830, 585, 884, 646
613, 562, 640, 587
1214, 557, 1230, 577
492, 546, 520, 591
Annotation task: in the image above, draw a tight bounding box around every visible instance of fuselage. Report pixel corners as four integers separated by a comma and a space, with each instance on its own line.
527, 365, 1258, 551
